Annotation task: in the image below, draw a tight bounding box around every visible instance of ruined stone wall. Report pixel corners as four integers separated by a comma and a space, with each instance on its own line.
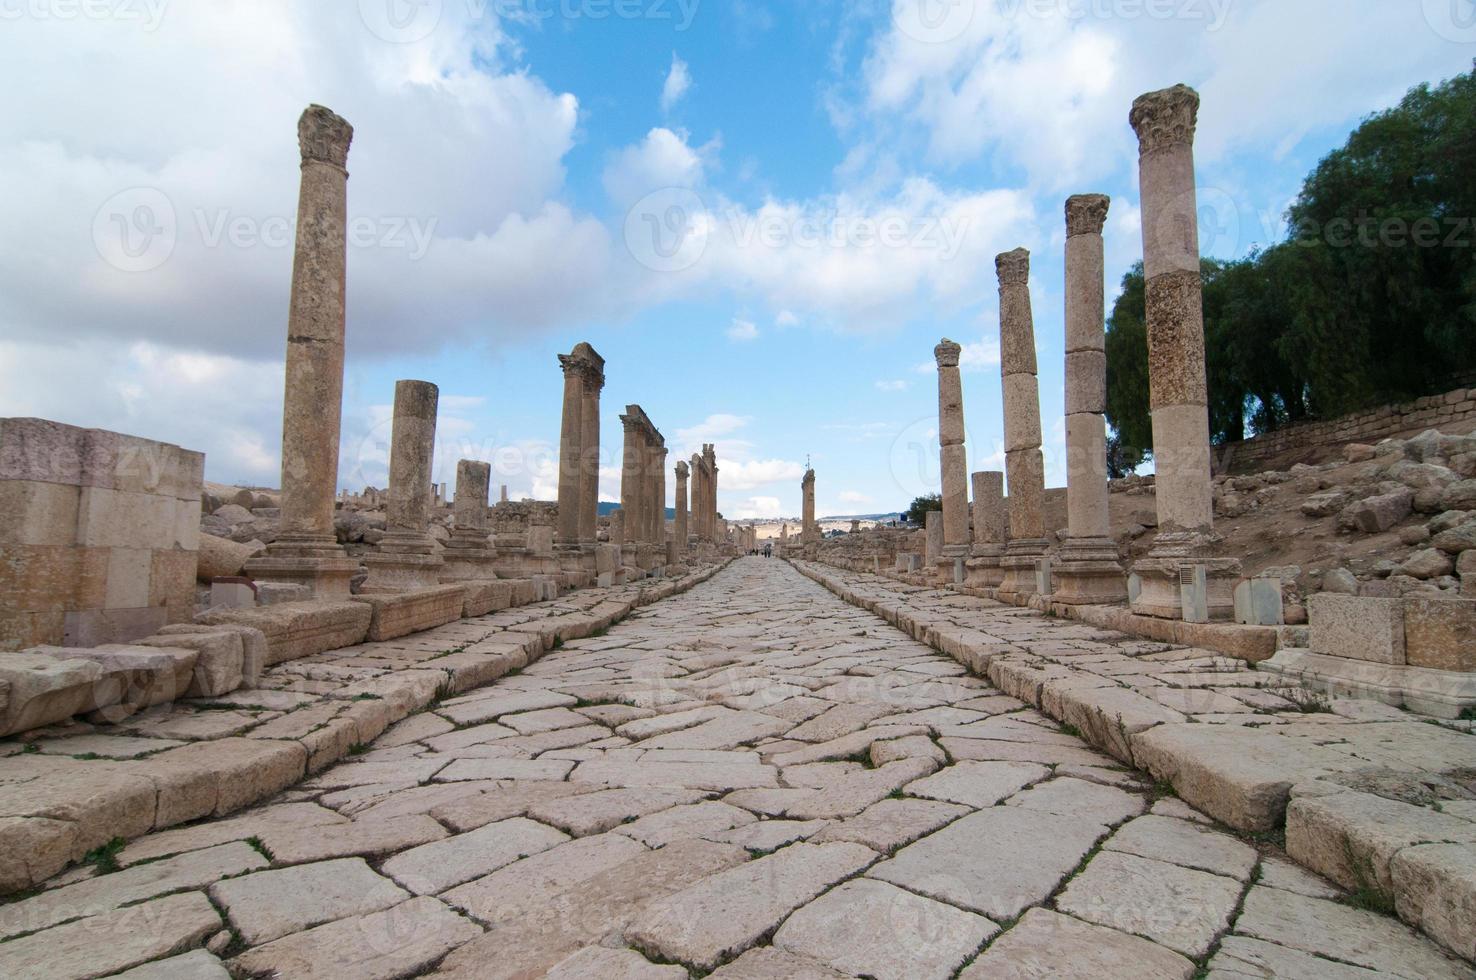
1218, 387, 1476, 475
0, 419, 203, 651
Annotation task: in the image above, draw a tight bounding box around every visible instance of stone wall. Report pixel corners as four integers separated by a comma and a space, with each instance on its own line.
1217, 387, 1476, 475
0, 419, 202, 651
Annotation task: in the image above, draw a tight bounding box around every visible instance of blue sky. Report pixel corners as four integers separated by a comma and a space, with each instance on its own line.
2, 1, 1474, 519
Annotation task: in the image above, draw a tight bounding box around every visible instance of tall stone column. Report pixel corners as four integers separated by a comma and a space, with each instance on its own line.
704, 445, 719, 545
620, 413, 642, 552
674, 461, 689, 555
657, 445, 668, 552
245, 105, 359, 597
442, 459, 496, 582
935, 339, 971, 569
801, 469, 817, 546
965, 470, 1006, 589
1056, 194, 1127, 604
1130, 84, 1239, 619
555, 351, 584, 549
578, 347, 605, 549
995, 249, 1049, 600
688, 454, 704, 544
644, 441, 661, 547
362, 380, 444, 592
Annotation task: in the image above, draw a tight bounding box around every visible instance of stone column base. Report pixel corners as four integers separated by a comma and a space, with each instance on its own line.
245, 534, 359, 598
440, 549, 499, 583
361, 552, 445, 593
1053, 537, 1127, 605
996, 539, 1048, 600
1130, 555, 1241, 621
965, 546, 1005, 590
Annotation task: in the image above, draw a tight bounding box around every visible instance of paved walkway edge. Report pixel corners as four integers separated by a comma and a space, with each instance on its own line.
792, 558, 1476, 963
0, 561, 732, 897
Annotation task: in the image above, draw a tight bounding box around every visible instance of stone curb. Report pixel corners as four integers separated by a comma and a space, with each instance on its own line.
789, 558, 1476, 964
0, 561, 731, 896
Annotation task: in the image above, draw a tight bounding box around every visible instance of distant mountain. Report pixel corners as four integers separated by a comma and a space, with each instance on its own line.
597, 501, 675, 519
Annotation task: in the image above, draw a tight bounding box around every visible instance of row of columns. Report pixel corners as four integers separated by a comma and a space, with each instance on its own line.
688, 445, 718, 545
619, 406, 668, 566
930, 82, 1237, 620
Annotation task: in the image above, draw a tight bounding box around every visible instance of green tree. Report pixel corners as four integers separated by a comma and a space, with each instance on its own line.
903, 494, 942, 525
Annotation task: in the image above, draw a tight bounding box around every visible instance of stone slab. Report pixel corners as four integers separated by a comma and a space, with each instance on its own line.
381, 816, 570, 895
0, 891, 221, 980
209, 857, 410, 947
1055, 851, 1242, 958
959, 907, 1194, 980
351, 585, 467, 642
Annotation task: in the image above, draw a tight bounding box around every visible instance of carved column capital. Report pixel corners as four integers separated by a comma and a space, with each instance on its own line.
995, 248, 1030, 287
1130, 84, 1199, 155
934, 339, 962, 369
1065, 194, 1111, 237
298, 105, 353, 170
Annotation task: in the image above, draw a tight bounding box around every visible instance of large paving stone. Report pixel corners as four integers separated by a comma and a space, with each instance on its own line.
626, 842, 877, 970
0, 840, 264, 940
116, 802, 348, 867
544, 946, 688, 979
904, 760, 1048, 808
209, 857, 410, 946
868, 807, 1107, 920
1104, 814, 1258, 880
809, 797, 969, 853
381, 816, 569, 895
442, 833, 648, 923
785, 757, 939, 819
1390, 842, 1476, 962
437, 839, 751, 979
774, 878, 997, 980
570, 757, 778, 791
0, 891, 221, 980
958, 908, 1194, 980
1234, 885, 1472, 980
708, 947, 849, 978
109, 950, 231, 979
1004, 776, 1146, 825
528, 787, 709, 836
1055, 851, 1243, 958
230, 896, 482, 979
257, 813, 448, 865
615, 800, 756, 847
1206, 935, 1384, 980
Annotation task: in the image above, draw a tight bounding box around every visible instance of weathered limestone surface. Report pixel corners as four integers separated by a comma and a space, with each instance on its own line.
995, 249, 1048, 600
4, 558, 1467, 977
245, 105, 359, 598
0, 417, 203, 650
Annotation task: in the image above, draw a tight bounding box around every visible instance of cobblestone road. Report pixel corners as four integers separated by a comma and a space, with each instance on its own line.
3, 558, 1468, 979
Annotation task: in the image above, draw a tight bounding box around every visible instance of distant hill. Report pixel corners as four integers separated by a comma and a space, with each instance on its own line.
597, 501, 675, 520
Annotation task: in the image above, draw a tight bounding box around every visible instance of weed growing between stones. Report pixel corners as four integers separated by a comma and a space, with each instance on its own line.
82, 838, 125, 875
1340, 841, 1396, 915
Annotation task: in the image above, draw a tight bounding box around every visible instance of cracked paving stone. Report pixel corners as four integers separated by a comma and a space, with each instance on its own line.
958, 907, 1194, 979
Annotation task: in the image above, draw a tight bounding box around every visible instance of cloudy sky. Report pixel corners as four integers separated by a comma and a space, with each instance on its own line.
1, 0, 1471, 519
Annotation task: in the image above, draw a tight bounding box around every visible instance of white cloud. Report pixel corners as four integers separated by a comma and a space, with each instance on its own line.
675, 413, 752, 454
732, 496, 783, 520
661, 53, 692, 112
875, 379, 908, 392
775, 310, 800, 327
719, 459, 807, 492
602, 127, 708, 208
727, 318, 760, 342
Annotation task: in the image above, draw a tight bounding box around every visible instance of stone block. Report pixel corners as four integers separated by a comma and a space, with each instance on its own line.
1343, 489, 1415, 533
1064, 350, 1107, 416
1309, 593, 1405, 665
0, 651, 104, 736
210, 579, 257, 609
61, 606, 169, 650
197, 600, 371, 666
352, 585, 466, 642
1402, 597, 1476, 672
157, 623, 267, 689
1234, 578, 1284, 626
197, 533, 261, 581
256, 582, 312, 606
0, 479, 82, 548
59, 643, 198, 720
1001, 373, 1043, 452
140, 630, 244, 697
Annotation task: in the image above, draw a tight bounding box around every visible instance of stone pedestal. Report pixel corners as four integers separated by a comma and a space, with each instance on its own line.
441, 459, 496, 583
362, 380, 444, 593
966, 470, 1006, 589
994, 249, 1048, 601
1056, 194, 1126, 605
246, 105, 360, 598
1128, 84, 1240, 618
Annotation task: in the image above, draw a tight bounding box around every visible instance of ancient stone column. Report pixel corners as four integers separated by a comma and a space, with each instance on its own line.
657, 444, 668, 552
689, 453, 705, 544
245, 105, 359, 597
1130, 84, 1240, 618
674, 461, 689, 555
1056, 194, 1127, 604
578, 347, 605, 549
935, 339, 971, 565
620, 413, 642, 551
802, 469, 817, 544
555, 349, 585, 549
995, 249, 1049, 600
965, 470, 1006, 588
704, 445, 719, 545
362, 380, 444, 592
442, 459, 496, 582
